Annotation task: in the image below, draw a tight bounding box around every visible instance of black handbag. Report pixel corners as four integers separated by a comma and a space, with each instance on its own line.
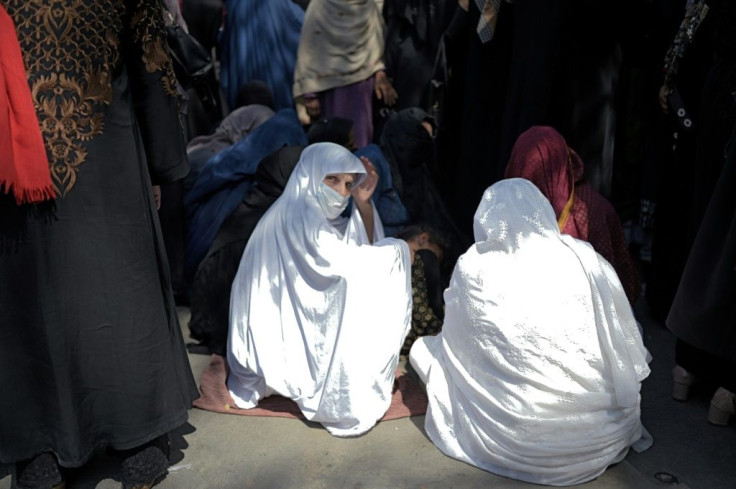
162, 7, 218, 111
165, 21, 213, 90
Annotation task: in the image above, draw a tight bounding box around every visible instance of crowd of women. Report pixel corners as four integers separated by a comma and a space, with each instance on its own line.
173, 0, 660, 484
1, 0, 734, 488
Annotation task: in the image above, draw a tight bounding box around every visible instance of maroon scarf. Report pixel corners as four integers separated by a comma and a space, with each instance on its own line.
504, 126, 584, 234
504, 126, 641, 303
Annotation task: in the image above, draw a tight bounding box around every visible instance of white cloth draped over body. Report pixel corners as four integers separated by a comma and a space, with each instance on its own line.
227, 142, 412, 437
292, 0, 386, 98
410, 178, 652, 486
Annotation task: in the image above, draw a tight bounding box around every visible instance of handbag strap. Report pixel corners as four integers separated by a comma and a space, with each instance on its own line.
432, 35, 448, 84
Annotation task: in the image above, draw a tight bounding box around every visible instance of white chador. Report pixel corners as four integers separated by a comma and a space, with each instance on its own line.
227, 142, 412, 437
410, 178, 652, 485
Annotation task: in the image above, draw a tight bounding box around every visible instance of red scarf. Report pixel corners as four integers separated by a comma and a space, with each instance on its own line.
0, 6, 56, 205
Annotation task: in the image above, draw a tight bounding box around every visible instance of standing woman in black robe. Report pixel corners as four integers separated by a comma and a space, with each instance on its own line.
382, 0, 456, 111
433, 0, 513, 238
376, 0, 456, 141
645, 0, 715, 321
0, 2, 199, 488
667, 120, 736, 424
665, 0, 736, 425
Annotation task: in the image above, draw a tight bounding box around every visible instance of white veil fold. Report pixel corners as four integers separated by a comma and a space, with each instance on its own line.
472, 178, 650, 406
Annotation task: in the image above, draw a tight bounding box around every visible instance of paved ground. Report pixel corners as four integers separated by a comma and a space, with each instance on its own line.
2, 300, 735, 489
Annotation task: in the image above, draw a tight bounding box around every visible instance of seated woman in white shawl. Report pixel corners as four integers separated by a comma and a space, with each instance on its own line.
227, 142, 413, 437
409, 178, 652, 486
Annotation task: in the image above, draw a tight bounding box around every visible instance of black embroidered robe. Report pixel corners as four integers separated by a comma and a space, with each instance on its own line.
0, 0, 198, 466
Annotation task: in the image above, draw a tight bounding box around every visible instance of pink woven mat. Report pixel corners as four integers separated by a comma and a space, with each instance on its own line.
193, 354, 428, 420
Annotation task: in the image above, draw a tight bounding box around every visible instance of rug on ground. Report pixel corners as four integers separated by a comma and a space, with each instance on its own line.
193, 354, 428, 420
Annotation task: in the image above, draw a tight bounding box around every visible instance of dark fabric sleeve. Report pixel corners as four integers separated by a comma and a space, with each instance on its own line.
710, 0, 736, 59
605, 205, 642, 304
125, 0, 189, 184
443, 4, 469, 45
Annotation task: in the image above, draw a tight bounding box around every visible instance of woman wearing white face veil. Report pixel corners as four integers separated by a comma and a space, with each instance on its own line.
227, 142, 413, 437
409, 178, 652, 485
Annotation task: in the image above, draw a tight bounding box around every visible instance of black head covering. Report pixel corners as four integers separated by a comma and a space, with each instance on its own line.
306, 117, 354, 147
380, 107, 471, 285
235, 80, 275, 110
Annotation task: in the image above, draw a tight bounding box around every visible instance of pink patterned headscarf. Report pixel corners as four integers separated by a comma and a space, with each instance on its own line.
504, 126, 642, 303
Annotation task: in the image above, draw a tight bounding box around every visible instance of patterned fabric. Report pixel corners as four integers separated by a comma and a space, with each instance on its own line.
473, 0, 501, 43
402, 252, 443, 355
2, 0, 179, 196
663, 0, 710, 87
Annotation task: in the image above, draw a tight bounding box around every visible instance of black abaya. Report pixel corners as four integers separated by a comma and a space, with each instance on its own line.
0, 0, 198, 466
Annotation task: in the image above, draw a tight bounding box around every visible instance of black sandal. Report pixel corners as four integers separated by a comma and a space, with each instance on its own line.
15, 452, 65, 489
120, 435, 171, 489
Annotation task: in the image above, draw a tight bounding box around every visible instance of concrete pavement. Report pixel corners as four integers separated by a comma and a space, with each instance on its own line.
2, 301, 735, 489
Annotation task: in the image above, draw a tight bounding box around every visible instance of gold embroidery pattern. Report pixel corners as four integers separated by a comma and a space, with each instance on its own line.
401, 253, 444, 355
5, 0, 124, 195
130, 0, 179, 98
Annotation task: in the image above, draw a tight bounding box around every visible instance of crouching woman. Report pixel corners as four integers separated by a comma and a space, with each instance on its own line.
227, 142, 413, 437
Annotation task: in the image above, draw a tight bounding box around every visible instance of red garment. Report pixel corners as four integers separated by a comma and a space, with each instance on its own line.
0, 6, 55, 205
504, 126, 641, 303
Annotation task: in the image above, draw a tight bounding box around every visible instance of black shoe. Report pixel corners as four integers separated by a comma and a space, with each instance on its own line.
15, 453, 65, 489
120, 435, 170, 489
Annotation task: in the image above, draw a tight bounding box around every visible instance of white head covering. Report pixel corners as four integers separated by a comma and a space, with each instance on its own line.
410, 178, 651, 485
227, 142, 413, 437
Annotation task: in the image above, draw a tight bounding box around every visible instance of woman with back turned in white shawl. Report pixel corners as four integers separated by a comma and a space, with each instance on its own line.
227, 142, 413, 437
410, 178, 652, 486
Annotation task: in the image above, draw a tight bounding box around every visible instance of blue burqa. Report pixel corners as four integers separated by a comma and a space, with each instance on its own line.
184, 109, 308, 276
220, 0, 304, 110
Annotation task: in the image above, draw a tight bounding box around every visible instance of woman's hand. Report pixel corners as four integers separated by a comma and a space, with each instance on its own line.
374, 70, 398, 107
352, 156, 379, 204
304, 97, 321, 120
353, 157, 378, 242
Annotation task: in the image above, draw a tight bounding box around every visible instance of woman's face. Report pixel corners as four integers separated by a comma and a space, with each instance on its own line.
323, 173, 357, 197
